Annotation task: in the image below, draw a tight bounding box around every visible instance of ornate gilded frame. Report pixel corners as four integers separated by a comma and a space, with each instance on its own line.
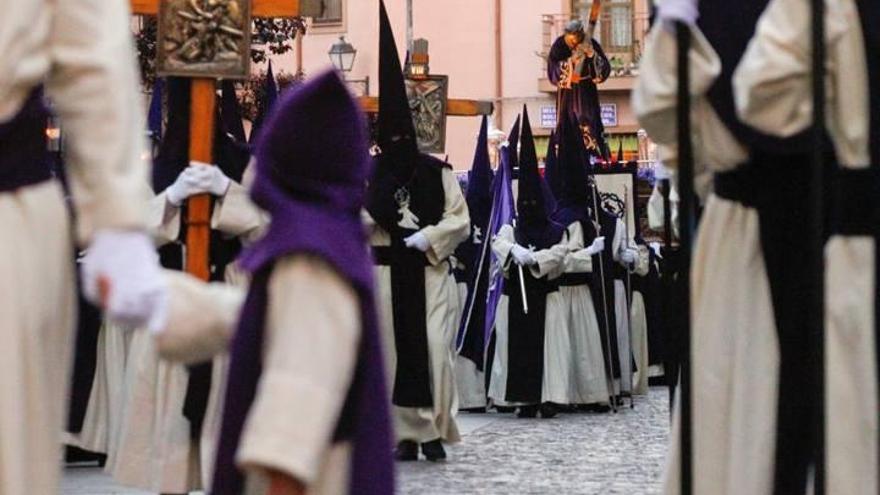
157, 0, 253, 79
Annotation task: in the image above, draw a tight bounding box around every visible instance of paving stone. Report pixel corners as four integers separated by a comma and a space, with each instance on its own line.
61, 388, 670, 494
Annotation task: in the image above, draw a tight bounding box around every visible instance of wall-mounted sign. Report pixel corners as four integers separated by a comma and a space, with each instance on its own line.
601, 103, 618, 128
541, 105, 557, 128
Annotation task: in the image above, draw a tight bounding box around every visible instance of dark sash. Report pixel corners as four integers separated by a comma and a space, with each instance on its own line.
714, 152, 824, 494
373, 244, 434, 407
0, 89, 51, 192
503, 265, 557, 404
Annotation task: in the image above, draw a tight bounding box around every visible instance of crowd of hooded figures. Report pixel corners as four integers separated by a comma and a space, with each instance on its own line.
4, 0, 880, 494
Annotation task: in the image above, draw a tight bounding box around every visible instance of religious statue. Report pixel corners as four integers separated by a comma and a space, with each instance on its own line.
547, 20, 611, 159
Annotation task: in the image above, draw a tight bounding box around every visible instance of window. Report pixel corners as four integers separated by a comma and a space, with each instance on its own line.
313, 0, 344, 26
570, 0, 633, 51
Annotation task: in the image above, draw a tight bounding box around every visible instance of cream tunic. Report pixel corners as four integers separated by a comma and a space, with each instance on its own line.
735, 1, 877, 492
630, 245, 651, 396
0, 1, 149, 494
634, 23, 780, 495
366, 167, 470, 443
486, 224, 569, 406
561, 222, 611, 405
154, 256, 361, 495
111, 181, 265, 493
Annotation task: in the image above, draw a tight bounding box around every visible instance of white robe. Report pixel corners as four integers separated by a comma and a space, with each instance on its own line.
366, 167, 470, 444
0, 2, 149, 494
111, 181, 265, 493
611, 218, 637, 396
560, 222, 611, 405
634, 23, 779, 495
735, 1, 877, 492
630, 246, 651, 396
154, 256, 361, 495
486, 224, 569, 406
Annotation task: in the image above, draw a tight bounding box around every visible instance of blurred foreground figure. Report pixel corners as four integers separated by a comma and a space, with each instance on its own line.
635, 0, 820, 492
152, 69, 394, 495
736, 0, 879, 492
0, 1, 163, 494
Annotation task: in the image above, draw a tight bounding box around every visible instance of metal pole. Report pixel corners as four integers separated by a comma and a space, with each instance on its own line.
809, 0, 826, 490
406, 0, 414, 55
675, 21, 694, 495
624, 184, 635, 409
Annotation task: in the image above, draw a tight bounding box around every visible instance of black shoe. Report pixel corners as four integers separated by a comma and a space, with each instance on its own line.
421, 439, 447, 462
517, 405, 539, 418
540, 402, 559, 419
461, 406, 488, 414
495, 406, 516, 413
394, 440, 419, 461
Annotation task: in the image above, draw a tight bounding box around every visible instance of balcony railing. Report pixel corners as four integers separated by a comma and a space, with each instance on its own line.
540, 9, 651, 79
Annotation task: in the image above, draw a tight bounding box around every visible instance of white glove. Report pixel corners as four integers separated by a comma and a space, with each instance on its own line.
511, 244, 537, 266
657, 0, 699, 27
404, 232, 431, 252
165, 163, 231, 206
619, 248, 637, 265
81, 230, 168, 332
584, 236, 606, 256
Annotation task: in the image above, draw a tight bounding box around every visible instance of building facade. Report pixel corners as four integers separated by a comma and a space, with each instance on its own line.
270, 0, 652, 170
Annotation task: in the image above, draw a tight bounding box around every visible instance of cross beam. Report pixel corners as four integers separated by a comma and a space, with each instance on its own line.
358, 96, 494, 117
131, 0, 303, 17
132, 0, 309, 280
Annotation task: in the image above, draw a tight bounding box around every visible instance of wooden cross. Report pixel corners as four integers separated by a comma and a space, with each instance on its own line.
131, 0, 319, 280
358, 97, 493, 117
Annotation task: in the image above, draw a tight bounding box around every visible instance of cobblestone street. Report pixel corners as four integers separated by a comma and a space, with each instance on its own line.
63, 388, 669, 495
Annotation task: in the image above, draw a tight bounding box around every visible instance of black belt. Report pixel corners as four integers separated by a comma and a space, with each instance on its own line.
829, 167, 880, 236
0, 89, 52, 192
559, 272, 591, 287
372, 246, 431, 267
714, 166, 761, 208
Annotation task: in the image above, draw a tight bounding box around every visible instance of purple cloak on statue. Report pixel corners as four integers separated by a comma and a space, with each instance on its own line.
211, 68, 394, 495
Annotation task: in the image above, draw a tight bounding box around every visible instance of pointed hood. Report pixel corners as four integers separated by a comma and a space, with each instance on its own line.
544, 130, 560, 198
148, 78, 164, 141
377, 0, 418, 178
465, 116, 494, 221
250, 60, 279, 143
250, 69, 371, 215
557, 111, 592, 205
505, 115, 521, 176
152, 78, 248, 193
217, 69, 394, 495
151, 78, 190, 193
516, 107, 555, 247
221, 80, 247, 143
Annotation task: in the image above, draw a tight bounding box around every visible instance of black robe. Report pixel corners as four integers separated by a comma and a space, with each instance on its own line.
548, 36, 611, 159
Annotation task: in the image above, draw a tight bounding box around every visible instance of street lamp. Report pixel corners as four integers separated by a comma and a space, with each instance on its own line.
328, 37, 370, 96
328, 36, 357, 73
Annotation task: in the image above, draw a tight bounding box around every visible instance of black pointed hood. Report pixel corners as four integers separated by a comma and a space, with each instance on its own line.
377, 0, 418, 179
519, 108, 541, 211
557, 111, 591, 206
544, 130, 560, 198
517, 107, 560, 248
221, 80, 247, 143
466, 116, 494, 219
